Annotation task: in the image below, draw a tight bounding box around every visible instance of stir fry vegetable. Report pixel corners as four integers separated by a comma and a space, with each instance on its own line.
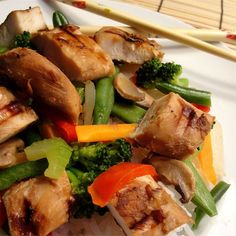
185, 159, 217, 216
156, 82, 211, 107
0, 159, 48, 191
136, 58, 211, 106
112, 102, 146, 123
93, 68, 119, 124
52, 11, 69, 27
76, 124, 137, 142
88, 162, 158, 207
198, 133, 217, 184
13, 31, 31, 48
136, 58, 183, 87
67, 139, 132, 217
25, 138, 72, 179
193, 181, 230, 229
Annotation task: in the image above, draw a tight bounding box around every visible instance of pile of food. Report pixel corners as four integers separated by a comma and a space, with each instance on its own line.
0, 6, 230, 236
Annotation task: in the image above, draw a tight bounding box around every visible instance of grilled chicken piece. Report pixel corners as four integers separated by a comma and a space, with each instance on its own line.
108, 175, 192, 236
0, 7, 47, 48
132, 92, 215, 159
0, 86, 38, 144
32, 25, 115, 82
0, 138, 27, 169
3, 173, 72, 236
94, 27, 164, 64
0, 48, 81, 123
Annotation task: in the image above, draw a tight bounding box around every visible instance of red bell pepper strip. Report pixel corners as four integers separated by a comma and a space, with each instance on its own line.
53, 118, 77, 143
88, 162, 158, 207
0, 194, 6, 227
44, 110, 77, 143
192, 103, 210, 113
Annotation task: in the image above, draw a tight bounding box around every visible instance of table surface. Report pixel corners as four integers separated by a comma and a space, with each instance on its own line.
119, 0, 236, 49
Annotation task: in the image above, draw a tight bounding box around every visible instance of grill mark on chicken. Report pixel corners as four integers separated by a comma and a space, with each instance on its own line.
32, 26, 115, 82
3, 174, 72, 236
95, 26, 163, 64
104, 29, 146, 44
133, 93, 215, 159
151, 209, 164, 224
183, 107, 210, 132
109, 175, 192, 235
0, 102, 23, 124
10, 199, 37, 236
0, 48, 80, 123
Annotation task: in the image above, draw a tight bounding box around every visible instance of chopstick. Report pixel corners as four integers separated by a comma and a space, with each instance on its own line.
55, 0, 236, 62
79, 25, 236, 45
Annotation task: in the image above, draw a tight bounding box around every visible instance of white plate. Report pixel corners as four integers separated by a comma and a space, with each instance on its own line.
0, 0, 236, 235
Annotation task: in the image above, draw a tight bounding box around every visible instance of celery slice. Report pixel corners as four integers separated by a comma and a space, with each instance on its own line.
25, 138, 72, 179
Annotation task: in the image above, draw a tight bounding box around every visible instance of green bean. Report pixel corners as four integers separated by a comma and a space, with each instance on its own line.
112, 102, 146, 123
52, 11, 69, 27
156, 82, 211, 107
93, 68, 119, 124
193, 181, 230, 229
184, 159, 217, 216
0, 159, 48, 190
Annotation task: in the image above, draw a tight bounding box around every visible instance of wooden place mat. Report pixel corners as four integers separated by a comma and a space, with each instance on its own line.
119, 0, 236, 50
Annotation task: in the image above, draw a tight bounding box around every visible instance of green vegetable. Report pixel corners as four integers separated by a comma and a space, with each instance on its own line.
13, 31, 31, 48
193, 181, 230, 229
0, 159, 48, 190
184, 159, 217, 216
136, 58, 183, 88
0, 46, 8, 54
67, 138, 132, 218
25, 138, 72, 179
136, 58, 211, 106
76, 86, 85, 104
156, 82, 211, 107
112, 102, 146, 123
52, 11, 69, 27
93, 68, 119, 124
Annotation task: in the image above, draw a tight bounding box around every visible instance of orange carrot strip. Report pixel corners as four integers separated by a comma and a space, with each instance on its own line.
88, 162, 157, 207
198, 133, 217, 184
75, 124, 137, 142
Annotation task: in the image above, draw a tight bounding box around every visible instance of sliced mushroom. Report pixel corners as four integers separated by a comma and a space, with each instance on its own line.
148, 156, 195, 203
136, 87, 154, 108
114, 73, 145, 102
0, 138, 27, 169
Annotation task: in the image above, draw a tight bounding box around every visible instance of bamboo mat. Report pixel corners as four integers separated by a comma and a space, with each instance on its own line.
119, 0, 236, 49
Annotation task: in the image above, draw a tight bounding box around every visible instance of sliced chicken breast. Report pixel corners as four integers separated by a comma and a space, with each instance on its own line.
94, 26, 164, 64
0, 48, 81, 123
108, 175, 192, 236
132, 92, 215, 159
0, 86, 38, 144
0, 7, 47, 48
32, 25, 115, 82
3, 173, 73, 236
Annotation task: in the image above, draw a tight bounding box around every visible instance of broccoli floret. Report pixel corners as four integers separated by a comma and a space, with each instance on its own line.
13, 31, 31, 48
136, 58, 183, 88
158, 62, 182, 84
67, 139, 132, 218
136, 58, 162, 88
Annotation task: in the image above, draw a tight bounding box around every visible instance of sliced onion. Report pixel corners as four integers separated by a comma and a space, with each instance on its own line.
83, 81, 96, 125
